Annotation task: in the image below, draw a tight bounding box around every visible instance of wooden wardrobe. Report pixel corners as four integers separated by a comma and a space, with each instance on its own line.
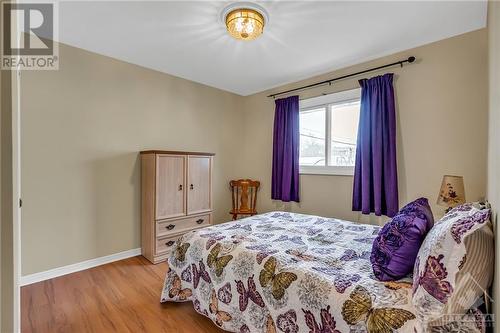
141, 150, 214, 264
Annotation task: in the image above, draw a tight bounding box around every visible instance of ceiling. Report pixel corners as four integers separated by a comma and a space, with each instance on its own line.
53, 1, 487, 96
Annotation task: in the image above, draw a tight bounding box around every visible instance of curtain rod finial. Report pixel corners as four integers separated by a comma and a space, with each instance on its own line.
408, 56, 416, 63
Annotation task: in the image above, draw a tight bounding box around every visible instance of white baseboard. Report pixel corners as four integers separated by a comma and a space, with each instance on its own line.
20, 248, 142, 286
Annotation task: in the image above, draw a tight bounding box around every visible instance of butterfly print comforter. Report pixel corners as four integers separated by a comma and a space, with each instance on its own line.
160, 212, 483, 333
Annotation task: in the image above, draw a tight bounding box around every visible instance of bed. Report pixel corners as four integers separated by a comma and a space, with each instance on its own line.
160, 212, 484, 333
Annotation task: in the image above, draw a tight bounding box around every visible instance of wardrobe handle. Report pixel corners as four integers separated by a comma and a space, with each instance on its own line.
178, 184, 183, 191
165, 240, 175, 247
196, 219, 204, 225
165, 224, 175, 230
190, 184, 194, 190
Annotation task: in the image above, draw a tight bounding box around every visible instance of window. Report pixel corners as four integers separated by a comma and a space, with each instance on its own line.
299, 88, 361, 175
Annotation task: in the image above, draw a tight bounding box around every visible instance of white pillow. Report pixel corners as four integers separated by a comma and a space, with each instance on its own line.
412, 202, 493, 328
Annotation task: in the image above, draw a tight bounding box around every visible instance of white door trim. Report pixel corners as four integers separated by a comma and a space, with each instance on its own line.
11, 65, 21, 333
10, 4, 22, 331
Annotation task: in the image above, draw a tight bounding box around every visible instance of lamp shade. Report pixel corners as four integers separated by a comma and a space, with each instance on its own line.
225, 8, 264, 41
437, 175, 466, 207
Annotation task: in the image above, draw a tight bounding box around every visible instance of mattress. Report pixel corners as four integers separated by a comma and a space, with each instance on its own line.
160, 211, 482, 333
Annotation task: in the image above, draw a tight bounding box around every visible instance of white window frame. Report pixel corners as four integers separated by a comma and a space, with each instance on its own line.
299, 88, 361, 176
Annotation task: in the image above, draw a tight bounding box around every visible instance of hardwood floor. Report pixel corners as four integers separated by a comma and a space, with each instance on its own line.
21, 256, 225, 333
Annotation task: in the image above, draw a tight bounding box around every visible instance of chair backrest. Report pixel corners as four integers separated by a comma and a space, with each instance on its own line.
230, 179, 260, 213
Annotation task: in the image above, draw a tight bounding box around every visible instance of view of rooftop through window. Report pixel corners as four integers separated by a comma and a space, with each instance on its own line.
299, 99, 360, 167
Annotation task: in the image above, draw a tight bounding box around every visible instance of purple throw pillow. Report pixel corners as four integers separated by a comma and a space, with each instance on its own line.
370, 197, 434, 281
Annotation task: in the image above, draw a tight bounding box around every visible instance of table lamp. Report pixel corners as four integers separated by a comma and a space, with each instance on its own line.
437, 175, 466, 213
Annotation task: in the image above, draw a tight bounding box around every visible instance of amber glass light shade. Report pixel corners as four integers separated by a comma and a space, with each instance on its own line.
225, 8, 264, 41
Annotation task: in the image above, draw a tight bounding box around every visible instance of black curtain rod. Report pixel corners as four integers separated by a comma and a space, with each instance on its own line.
267, 56, 416, 98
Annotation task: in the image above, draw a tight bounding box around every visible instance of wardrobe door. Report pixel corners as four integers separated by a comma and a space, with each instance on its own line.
187, 156, 211, 215
156, 155, 186, 219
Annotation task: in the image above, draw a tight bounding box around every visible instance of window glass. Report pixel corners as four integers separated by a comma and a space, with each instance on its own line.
299, 107, 326, 166
329, 100, 360, 166
298, 88, 361, 175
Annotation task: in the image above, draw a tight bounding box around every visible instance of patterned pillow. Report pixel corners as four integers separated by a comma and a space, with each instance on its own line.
370, 198, 434, 281
412, 202, 493, 326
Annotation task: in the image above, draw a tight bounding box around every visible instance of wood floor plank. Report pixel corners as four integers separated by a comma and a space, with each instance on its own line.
21, 256, 225, 333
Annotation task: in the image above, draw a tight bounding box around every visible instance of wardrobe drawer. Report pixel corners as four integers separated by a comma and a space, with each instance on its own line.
156, 214, 211, 237
156, 235, 180, 255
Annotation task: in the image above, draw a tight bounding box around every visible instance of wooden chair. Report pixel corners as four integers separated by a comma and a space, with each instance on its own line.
230, 179, 260, 220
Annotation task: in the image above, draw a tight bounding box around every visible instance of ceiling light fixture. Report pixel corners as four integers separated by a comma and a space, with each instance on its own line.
221, 3, 268, 41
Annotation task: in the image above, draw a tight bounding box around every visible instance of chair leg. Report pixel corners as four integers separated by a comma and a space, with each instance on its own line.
232, 214, 238, 220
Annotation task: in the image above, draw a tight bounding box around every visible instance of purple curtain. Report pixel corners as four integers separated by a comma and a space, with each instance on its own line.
352, 73, 398, 217
272, 95, 300, 202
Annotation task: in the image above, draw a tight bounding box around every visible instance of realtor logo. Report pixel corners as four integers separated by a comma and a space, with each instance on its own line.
1, 1, 58, 70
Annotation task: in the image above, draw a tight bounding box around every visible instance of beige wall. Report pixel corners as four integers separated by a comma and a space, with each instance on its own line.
241, 29, 488, 224
487, 0, 500, 326
20, 42, 245, 275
